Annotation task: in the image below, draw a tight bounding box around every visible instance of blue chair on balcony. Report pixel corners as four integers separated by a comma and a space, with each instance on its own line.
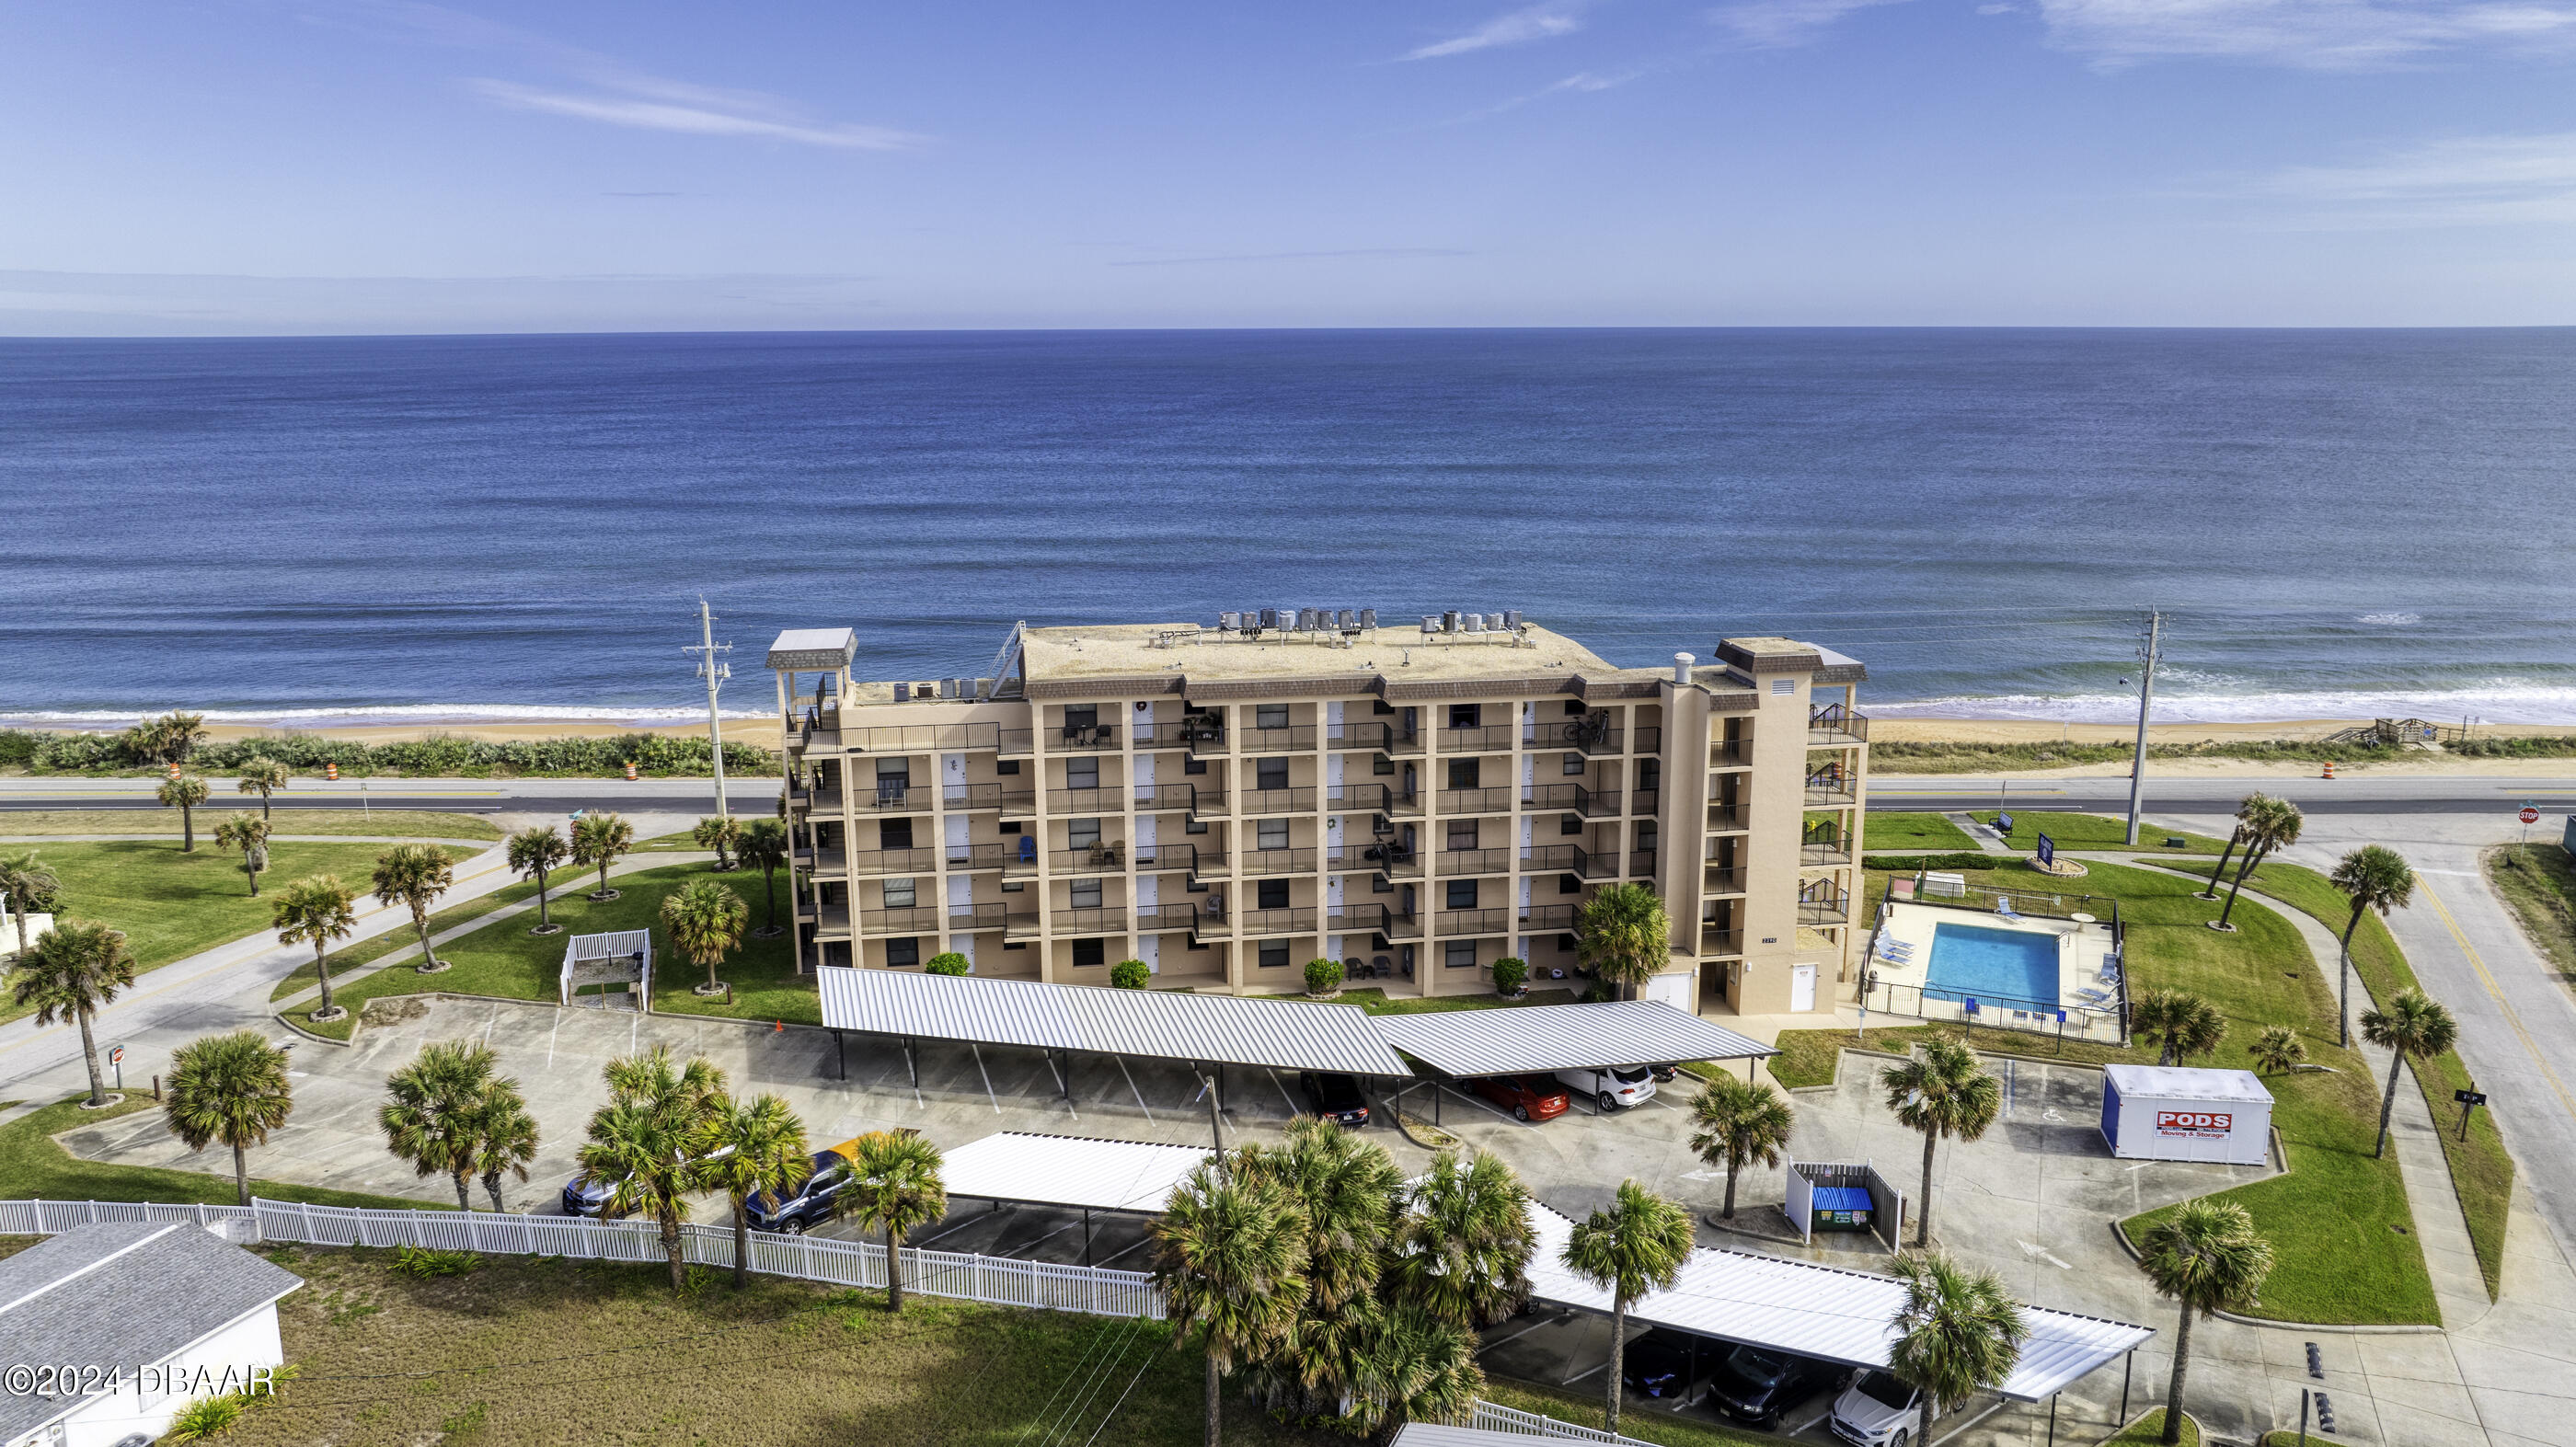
1016, 835, 1037, 866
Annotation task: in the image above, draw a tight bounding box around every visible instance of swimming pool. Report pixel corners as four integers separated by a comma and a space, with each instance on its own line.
1923, 922, 2061, 1008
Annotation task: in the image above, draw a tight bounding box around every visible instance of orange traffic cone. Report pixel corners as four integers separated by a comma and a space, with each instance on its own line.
773, 1020, 785, 1033
625, 761, 638, 781
2321, 760, 2338, 779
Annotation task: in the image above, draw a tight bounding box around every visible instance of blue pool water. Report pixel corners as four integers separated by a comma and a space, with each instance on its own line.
1923, 923, 2062, 1009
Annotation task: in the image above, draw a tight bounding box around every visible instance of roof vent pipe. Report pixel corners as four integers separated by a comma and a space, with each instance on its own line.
1674, 652, 1696, 684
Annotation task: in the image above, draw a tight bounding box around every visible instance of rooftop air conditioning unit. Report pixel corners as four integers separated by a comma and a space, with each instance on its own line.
1421, 615, 1440, 635
1360, 608, 1378, 629
1464, 613, 1485, 633
1220, 612, 1240, 631
1443, 611, 1461, 633
1504, 610, 1524, 631
938, 678, 958, 699
1259, 608, 1278, 629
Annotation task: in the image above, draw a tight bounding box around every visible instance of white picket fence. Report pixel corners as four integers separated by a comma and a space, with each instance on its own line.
1465, 1402, 1657, 1445
0, 1197, 1164, 1319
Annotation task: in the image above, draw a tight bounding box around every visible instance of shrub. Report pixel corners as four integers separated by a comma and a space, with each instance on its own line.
392, 1245, 481, 1279
6, 726, 777, 779
1490, 956, 1528, 995
1304, 957, 1340, 994
924, 952, 971, 977
1862, 852, 2012, 872
162, 1393, 248, 1441
0, 730, 40, 768
1110, 958, 1151, 989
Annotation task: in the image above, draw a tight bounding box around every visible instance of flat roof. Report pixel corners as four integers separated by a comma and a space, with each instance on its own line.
1371, 1000, 1774, 1077
766, 626, 857, 670
1522, 1201, 2150, 1402
940, 1132, 1213, 1213
816, 966, 1413, 1076
1018, 620, 1663, 686
2103, 1064, 2274, 1103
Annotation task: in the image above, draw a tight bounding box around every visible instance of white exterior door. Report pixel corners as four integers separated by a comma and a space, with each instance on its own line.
1134, 752, 1156, 791
1521, 753, 1535, 798
1135, 874, 1158, 910
1139, 935, 1159, 972
1325, 814, 1344, 859
1791, 963, 1818, 1012
1327, 875, 1344, 909
945, 813, 970, 861
1518, 876, 1532, 913
954, 934, 976, 969
942, 752, 966, 802
1522, 701, 1536, 742
1326, 752, 1344, 791
1326, 700, 1343, 739
1134, 812, 1157, 864
948, 875, 973, 916
1520, 815, 1533, 856
1644, 970, 1695, 1011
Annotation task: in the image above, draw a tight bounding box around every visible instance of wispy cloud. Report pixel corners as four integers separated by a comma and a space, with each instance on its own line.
2030, 0, 2576, 68
1109, 248, 1471, 267
473, 80, 922, 149
1709, 0, 1914, 47
1403, 3, 1588, 59
2233, 132, 2576, 225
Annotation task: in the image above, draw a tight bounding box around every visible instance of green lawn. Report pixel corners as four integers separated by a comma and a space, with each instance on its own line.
0, 808, 499, 839
270, 872, 557, 1003
2485, 843, 2576, 981
2101, 1408, 2198, 1446
0, 1090, 427, 1209
290, 862, 805, 1041
2146, 854, 2514, 1301
1778, 859, 2436, 1326
1979, 811, 2229, 854
1864, 812, 1979, 850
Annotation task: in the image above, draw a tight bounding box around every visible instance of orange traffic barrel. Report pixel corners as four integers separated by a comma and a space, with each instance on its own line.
625, 761, 638, 781
325, 761, 339, 781
2321, 760, 2338, 779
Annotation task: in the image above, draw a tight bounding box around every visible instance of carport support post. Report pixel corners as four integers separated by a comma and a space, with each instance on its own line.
1082, 1207, 1092, 1267
2047, 1392, 2057, 1446
2120, 1349, 2133, 1422
834, 1029, 845, 1081
906, 1037, 919, 1089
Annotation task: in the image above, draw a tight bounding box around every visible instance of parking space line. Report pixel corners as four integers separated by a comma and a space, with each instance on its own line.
1562, 1358, 1609, 1386
1117, 1057, 1155, 1121
546, 1015, 560, 1068
1094, 1237, 1153, 1267
971, 1044, 1001, 1115
1474, 1318, 1557, 1355
1046, 1054, 1079, 1121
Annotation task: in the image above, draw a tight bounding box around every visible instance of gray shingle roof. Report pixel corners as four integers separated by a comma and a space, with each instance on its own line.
0, 1223, 304, 1439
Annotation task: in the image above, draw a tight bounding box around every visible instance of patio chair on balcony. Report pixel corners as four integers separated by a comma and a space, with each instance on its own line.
1016, 835, 1037, 866
1344, 956, 1364, 980
1370, 955, 1391, 978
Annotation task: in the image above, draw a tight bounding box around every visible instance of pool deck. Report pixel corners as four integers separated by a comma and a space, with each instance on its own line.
1866, 898, 2125, 1043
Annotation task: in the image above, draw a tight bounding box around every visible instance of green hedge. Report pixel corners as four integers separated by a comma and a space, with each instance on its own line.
0, 729, 776, 779
1862, 852, 2006, 871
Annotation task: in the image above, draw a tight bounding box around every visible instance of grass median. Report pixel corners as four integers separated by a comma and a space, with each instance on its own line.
0, 1091, 425, 1209
1775, 859, 2437, 1326
0, 809, 498, 839
1863, 812, 1979, 850
2484, 842, 2576, 981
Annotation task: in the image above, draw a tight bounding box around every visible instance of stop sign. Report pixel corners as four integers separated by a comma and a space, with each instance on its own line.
2520, 807, 2540, 824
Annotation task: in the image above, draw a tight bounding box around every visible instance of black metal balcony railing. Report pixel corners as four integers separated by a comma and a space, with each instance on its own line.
1237, 846, 1317, 876
801, 903, 851, 936
1700, 927, 1742, 958
1798, 887, 1851, 925
1046, 787, 1125, 815
1435, 787, 1515, 815
1710, 739, 1748, 766
1238, 787, 1318, 817
941, 902, 1011, 932
1050, 723, 1121, 752
1056, 844, 1133, 875
1382, 728, 1425, 755
1802, 838, 1855, 866
858, 906, 945, 936
1707, 802, 1745, 832
793, 847, 852, 874
1630, 789, 1660, 817
837, 847, 938, 877
1363, 839, 1422, 876
1519, 844, 1580, 873
1520, 783, 1620, 818
838, 722, 1006, 754
1518, 903, 1578, 933
1809, 703, 1870, 744
1436, 725, 1517, 753
1628, 849, 1659, 878
1573, 845, 1620, 880
1436, 847, 1513, 876
1327, 783, 1395, 812
1327, 902, 1392, 934
1135, 902, 1198, 932
1187, 726, 1232, 757
1704, 866, 1745, 895
996, 729, 1036, 758
1046, 907, 1131, 936
857, 782, 929, 813
1235, 906, 1318, 937
1327, 723, 1394, 752
1434, 908, 1512, 937
1380, 788, 1424, 817
1238, 725, 1318, 752
1804, 767, 1857, 806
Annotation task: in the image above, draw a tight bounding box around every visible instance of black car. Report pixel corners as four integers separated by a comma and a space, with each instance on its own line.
1704, 1342, 1849, 1430
746, 1139, 866, 1234
1299, 1071, 1370, 1128
1619, 1328, 1710, 1407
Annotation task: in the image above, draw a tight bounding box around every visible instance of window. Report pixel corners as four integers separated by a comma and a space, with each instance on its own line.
1259, 941, 1290, 969
883, 879, 916, 909
1257, 819, 1289, 850
1445, 821, 1478, 851
1000, 821, 1021, 835
1373, 874, 1392, 893
1373, 754, 1393, 775
1772, 678, 1796, 695
1637, 759, 1661, 790
1065, 755, 1098, 790
886, 937, 920, 968
1071, 878, 1101, 909
1185, 818, 1209, 834
1068, 817, 1101, 850
1255, 704, 1288, 729
1560, 873, 1581, 894
1445, 879, 1478, 910
996, 758, 1021, 775
1257, 879, 1290, 910
1256, 757, 1289, 791
1637, 821, 1659, 852
1562, 752, 1585, 776
1448, 704, 1479, 729
1073, 938, 1105, 968
876, 757, 912, 784
1559, 813, 1582, 836
1446, 759, 1479, 789
1065, 704, 1098, 729
1563, 699, 1587, 717
1444, 941, 1477, 970
1184, 755, 1207, 775
879, 819, 914, 849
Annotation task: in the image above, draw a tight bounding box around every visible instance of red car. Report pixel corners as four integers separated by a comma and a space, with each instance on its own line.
1472, 1074, 1571, 1121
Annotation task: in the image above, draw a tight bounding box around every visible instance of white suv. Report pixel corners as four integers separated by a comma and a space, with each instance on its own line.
1828, 1369, 1922, 1447
1554, 1064, 1658, 1112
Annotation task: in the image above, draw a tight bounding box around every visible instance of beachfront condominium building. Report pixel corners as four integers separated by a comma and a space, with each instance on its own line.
765, 614, 1868, 1017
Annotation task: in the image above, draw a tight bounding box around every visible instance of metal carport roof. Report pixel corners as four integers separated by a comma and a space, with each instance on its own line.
1370, 1000, 1774, 1077
939, 1132, 1213, 1214
815, 966, 1412, 1076
1521, 1201, 2149, 1402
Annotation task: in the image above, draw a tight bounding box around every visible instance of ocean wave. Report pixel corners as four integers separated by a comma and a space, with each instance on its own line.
0, 704, 772, 729
1869, 683, 2576, 726
2356, 612, 2423, 626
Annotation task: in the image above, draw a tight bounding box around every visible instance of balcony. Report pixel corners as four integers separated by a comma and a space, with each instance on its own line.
1572, 845, 1621, 880
1435, 847, 1513, 876
994, 787, 1040, 819
1238, 846, 1317, 877
1520, 844, 1580, 874
1046, 787, 1125, 816
1631, 789, 1660, 817
856, 782, 933, 814
1238, 725, 1318, 752
997, 729, 1036, 759
1132, 722, 1193, 750
1434, 787, 1515, 815
1809, 704, 1869, 745
1236, 906, 1318, 937
1238, 787, 1317, 817
1327, 902, 1391, 934
1134, 782, 1209, 812
1522, 783, 1619, 818
1379, 788, 1424, 818
1364, 840, 1422, 878
1803, 768, 1857, 806
1704, 866, 1745, 895
1435, 908, 1512, 937
1710, 739, 1749, 767
1057, 844, 1133, 876
942, 844, 1011, 873
944, 903, 1011, 933
793, 847, 852, 875
1380, 910, 1422, 940
1134, 902, 1198, 933
1436, 724, 1517, 753
838, 847, 943, 878
1518, 903, 1577, 934
858, 906, 945, 937
1327, 723, 1393, 752
799, 902, 851, 937
1049, 723, 1121, 752
1382, 727, 1425, 756
840, 722, 1005, 754
1048, 907, 1132, 936
1327, 783, 1394, 812
1707, 803, 1745, 833
1700, 926, 1742, 958
1187, 726, 1232, 757
1628, 849, 1658, 878
1798, 888, 1851, 925
1801, 837, 1855, 867
1184, 787, 1232, 822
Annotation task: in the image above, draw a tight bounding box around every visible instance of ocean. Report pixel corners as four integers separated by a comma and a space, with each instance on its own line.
4, 328, 2573, 728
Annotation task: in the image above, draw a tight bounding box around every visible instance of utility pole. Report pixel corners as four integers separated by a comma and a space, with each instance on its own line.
2123, 611, 2162, 846
686, 598, 733, 818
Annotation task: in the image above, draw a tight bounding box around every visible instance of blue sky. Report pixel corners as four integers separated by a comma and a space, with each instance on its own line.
4, 0, 2572, 331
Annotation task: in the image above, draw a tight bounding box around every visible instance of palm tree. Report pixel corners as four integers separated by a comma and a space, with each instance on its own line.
1888, 1250, 2027, 1432
2213, 795, 2303, 932
2194, 805, 2254, 902
1389, 1148, 1537, 1330
738, 820, 789, 937
164, 1030, 293, 1206
379, 1039, 499, 1211
507, 825, 570, 936
581, 1046, 729, 1290
235, 757, 291, 821
158, 774, 211, 852
2169, 997, 2227, 1066
1230, 1120, 1404, 1421
1688, 1075, 1795, 1221
2329, 844, 2416, 1048
693, 815, 742, 871
1154, 1159, 1309, 1447
1340, 1300, 1486, 1440
155, 710, 209, 765
0, 850, 61, 966
663, 878, 749, 997
372, 843, 455, 974
213, 812, 272, 897
271, 874, 358, 1022
834, 1130, 949, 1312
2249, 1025, 2307, 1075
2363, 988, 2459, 1159
1880, 1039, 2002, 1247
2133, 989, 2225, 1067
2136, 1199, 2273, 1446
571, 811, 636, 902
471, 1077, 539, 1212
1574, 882, 1668, 1000
699, 1092, 810, 1288
1560, 1180, 1696, 1432
12, 920, 139, 1108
